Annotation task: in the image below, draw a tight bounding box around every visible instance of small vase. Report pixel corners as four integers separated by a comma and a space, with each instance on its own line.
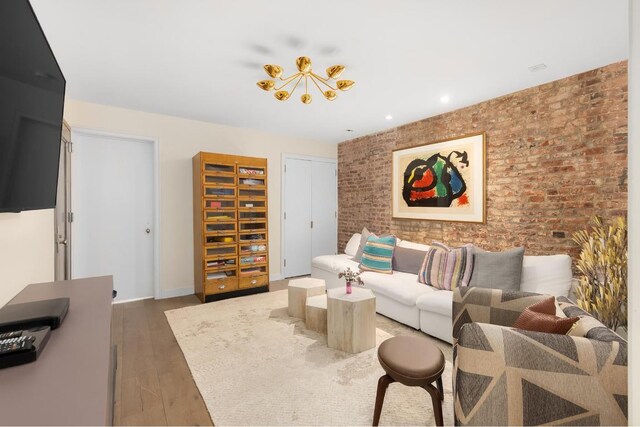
346, 281, 352, 294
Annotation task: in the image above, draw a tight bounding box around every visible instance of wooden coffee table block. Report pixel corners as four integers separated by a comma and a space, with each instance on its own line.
287, 278, 326, 319
305, 294, 327, 334
327, 287, 376, 354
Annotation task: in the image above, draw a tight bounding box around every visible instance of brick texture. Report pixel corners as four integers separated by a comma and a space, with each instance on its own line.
338, 61, 627, 261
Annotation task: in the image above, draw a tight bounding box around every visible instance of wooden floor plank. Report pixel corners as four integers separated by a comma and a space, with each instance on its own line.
113, 280, 290, 426
158, 369, 213, 426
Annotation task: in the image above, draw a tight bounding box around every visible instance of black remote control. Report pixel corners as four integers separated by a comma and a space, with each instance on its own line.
0, 335, 34, 356
0, 330, 23, 340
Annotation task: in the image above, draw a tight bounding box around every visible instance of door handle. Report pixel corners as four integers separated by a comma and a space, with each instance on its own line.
145, 228, 151, 234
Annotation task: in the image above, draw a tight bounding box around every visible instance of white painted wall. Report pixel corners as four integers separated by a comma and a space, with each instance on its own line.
628, 1, 638, 423
0, 210, 55, 306
63, 99, 337, 297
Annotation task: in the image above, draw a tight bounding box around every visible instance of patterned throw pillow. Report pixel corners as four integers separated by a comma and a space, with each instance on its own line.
418, 244, 474, 290
359, 235, 397, 274
513, 297, 579, 334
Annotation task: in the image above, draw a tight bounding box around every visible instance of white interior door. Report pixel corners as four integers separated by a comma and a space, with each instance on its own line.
283, 158, 312, 278
311, 161, 337, 258
71, 130, 155, 302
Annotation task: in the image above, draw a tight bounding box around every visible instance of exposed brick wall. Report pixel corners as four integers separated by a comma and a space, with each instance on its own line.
338, 61, 627, 260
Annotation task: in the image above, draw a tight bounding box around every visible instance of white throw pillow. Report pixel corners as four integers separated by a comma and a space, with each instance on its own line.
520, 254, 572, 297
344, 233, 361, 256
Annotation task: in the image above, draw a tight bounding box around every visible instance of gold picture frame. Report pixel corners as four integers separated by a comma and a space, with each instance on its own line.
391, 132, 486, 223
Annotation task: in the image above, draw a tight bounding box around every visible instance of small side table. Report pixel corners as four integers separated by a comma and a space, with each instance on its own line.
287, 278, 326, 319
305, 294, 327, 334
327, 287, 376, 353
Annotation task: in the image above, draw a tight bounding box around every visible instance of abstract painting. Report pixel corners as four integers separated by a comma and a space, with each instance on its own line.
392, 132, 485, 223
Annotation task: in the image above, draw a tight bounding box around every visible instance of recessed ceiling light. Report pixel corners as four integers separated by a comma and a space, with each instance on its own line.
528, 63, 547, 72
385, 115, 393, 120
440, 95, 450, 104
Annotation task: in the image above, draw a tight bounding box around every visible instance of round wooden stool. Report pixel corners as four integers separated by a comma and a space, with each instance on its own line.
372, 336, 445, 426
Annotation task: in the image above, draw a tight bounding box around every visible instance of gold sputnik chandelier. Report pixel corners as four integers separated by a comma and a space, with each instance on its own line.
256, 56, 355, 104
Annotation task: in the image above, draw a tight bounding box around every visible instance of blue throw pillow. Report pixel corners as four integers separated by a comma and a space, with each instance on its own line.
359, 235, 396, 274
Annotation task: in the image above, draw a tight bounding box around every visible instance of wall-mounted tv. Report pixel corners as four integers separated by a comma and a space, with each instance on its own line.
0, 0, 66, 213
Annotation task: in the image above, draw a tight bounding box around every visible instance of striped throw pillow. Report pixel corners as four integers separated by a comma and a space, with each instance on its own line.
359, 235, 397, 274
418, 244, 474, 290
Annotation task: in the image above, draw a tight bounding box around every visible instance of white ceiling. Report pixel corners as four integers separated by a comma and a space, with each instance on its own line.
30, 0, 628, 143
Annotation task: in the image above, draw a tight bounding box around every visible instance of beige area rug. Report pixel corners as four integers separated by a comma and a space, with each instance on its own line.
165, 290, 454, 426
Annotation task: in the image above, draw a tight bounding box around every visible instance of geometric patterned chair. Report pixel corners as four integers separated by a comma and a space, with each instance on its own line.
452, 287, 627, 426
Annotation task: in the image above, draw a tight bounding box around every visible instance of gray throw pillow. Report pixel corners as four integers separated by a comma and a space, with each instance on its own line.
392, 246, 428, 275
469, 247, 525, 290
353, 227, 374, 261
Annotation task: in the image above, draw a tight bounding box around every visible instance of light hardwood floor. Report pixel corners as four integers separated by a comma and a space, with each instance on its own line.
111, 280, 290, 426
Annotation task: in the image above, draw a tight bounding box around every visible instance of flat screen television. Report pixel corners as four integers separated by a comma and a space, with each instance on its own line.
0, 0, 66, 212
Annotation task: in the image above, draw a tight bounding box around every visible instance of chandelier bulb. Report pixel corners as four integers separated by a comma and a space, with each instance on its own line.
274, 90, 290, 101
336, 80, 355, 91
257, 80, 275, 91
326, 65, 345, 79
264, 64, 283, 79
324, 90, 337, 101
296, 56, 312, 73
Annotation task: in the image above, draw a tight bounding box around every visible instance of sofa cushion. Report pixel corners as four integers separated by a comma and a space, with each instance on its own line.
360, 235, 396, 274
360, 271, 434, 306
392, 246, 427, 275
469, 247, 525, 291
520, 255, 572, 297
398, 240, 431, 251
312, 254, 360, 274
418, 245, 474, 290
415, 290, 453, 317
353, 227, 373, 261
344, 233, 361, 257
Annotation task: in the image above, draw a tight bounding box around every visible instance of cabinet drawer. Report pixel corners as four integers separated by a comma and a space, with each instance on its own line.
204, 277, 239, 295
239, 221, 267, 232
204, 199, 236, 210
205, 222, 237, 233
205, 234, 237, 246
239, 275, 269, 289
238, 231, 267, 243
204, 257, 237, 271
205, 245, 237, 258
240, 255, 267, 265
238, 176, 266, 188
238, 210, 266, 221
204, 186, 236, 199
202, 161, 235, 175
204, 173, 236, 187
238, 199, 265, 209
204, 210, 237, 222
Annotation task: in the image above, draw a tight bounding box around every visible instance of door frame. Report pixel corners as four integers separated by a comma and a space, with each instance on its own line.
54, 121, 72, 281
70, 127, 161, 300
281, 153, 337, 279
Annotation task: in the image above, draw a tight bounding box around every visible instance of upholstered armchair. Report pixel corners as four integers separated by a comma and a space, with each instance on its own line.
452, 287, 627, 426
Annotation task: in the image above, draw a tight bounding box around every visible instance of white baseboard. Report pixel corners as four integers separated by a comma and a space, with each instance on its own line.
112, 296, 154, 305
159, 286, 195, 299
269, 273, 285, 281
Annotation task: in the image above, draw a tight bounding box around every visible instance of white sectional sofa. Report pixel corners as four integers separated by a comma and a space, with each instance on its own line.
311, 233, 574, 343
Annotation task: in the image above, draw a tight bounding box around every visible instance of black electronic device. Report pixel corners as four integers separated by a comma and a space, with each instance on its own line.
0, 0, 66, 212
0, 327, 51, 369
0, 298, 69, 333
